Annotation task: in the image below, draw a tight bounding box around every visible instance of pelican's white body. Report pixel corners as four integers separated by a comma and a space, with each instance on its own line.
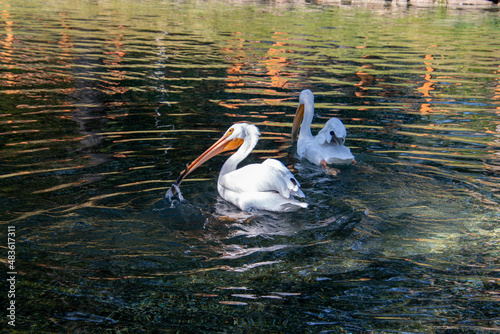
217, 124, 307, 212
295, 90, 354, 165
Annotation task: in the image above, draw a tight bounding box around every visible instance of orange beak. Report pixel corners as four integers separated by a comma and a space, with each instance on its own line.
291, 103, 305, 142
170, 130, 244, 190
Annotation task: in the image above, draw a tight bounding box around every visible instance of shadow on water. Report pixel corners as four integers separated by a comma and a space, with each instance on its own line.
1, 0, 499, 332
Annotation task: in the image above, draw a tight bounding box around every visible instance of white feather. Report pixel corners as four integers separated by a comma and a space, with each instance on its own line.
217, 123, 307, 212
293, 90, 354, 166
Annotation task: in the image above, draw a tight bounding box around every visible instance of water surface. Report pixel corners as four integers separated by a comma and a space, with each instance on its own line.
1, 0, 499, 332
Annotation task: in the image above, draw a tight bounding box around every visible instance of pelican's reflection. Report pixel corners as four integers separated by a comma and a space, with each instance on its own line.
155, 192, 308, 260
212, 197, 306, 239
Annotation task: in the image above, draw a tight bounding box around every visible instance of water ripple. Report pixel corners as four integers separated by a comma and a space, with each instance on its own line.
1, 1, 499, 332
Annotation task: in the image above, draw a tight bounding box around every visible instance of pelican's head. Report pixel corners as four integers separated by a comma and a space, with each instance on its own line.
299, 89, 314, 105
292, 89, 314, 142
228, 122, 260, 143
317, 117, 347, 146
328, 118, 347, 143
170, 123, 259, 189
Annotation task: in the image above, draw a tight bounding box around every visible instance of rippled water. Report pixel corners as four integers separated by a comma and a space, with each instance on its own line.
1, 0, 499, 332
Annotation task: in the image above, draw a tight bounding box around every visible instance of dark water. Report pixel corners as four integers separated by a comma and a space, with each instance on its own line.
1, 0, 499, 332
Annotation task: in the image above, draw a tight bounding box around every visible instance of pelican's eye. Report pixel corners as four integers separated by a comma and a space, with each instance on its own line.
227, 128, 234, 135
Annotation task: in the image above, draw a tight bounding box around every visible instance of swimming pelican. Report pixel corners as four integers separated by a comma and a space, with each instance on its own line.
168, 123, 307, 212
291, 89, 355, 167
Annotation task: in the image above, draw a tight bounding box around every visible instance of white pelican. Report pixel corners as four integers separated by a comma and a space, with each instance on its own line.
168, 123, 307, 212
291, 89, 355, 167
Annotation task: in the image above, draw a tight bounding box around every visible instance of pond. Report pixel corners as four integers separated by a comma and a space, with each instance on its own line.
1, 0, 499, 332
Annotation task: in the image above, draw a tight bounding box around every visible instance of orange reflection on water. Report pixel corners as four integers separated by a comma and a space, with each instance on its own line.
262, 32, 292, 89
220, 31, 299, 110
486, 64, 500, 176
57, 12, 74, 64
104, 26, 127, 65
0, 8, 76, 91
417, 52, 437, 115
0, 5, 15, 86
494, 64, 500, 111
222, 32, 246, 94
355, 55, 378, 94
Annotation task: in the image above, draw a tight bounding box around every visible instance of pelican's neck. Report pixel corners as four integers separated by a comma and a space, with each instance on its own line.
219, 130, 258, 179
300, 99, 314, 139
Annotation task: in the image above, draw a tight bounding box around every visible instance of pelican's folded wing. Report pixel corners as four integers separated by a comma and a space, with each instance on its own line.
261, 159, 304, 198
219, 159, 304, 199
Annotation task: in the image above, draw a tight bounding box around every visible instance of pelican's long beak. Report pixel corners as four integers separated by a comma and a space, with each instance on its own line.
291, 103, 305, 142
334, 135, 345, 146
170, 131, 244, 190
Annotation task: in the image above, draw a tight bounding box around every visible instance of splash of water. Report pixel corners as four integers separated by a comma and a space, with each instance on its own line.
165, 184, 184, 203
